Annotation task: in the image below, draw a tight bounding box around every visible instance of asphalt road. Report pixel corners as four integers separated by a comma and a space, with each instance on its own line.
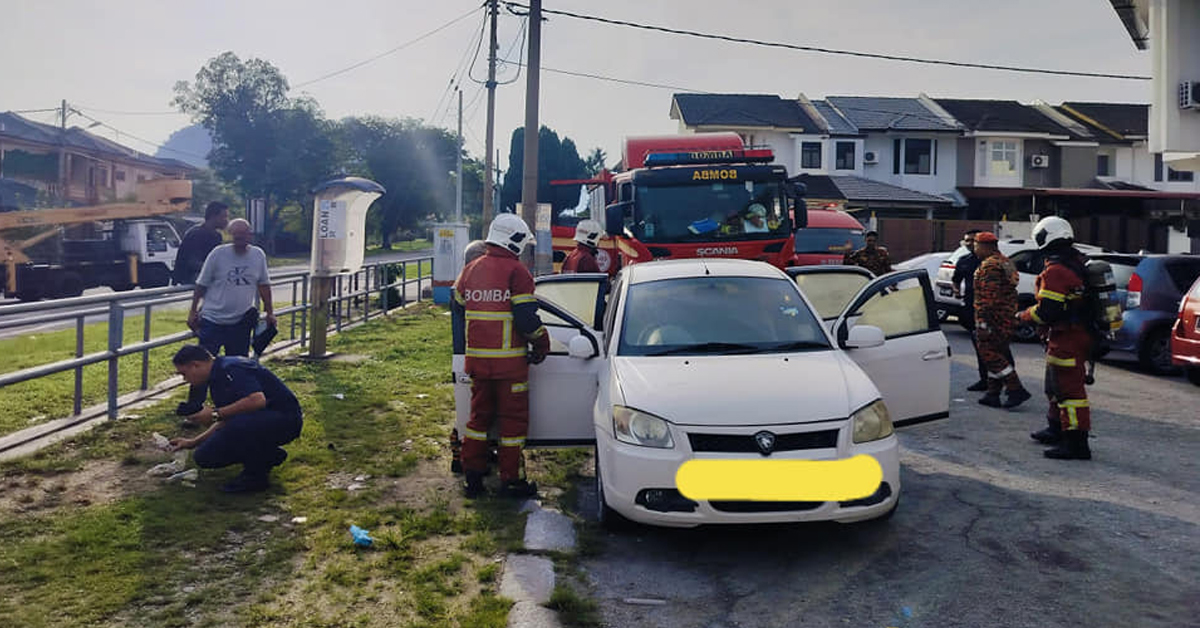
573, 326, 1200, 628
0, 249, 432, 340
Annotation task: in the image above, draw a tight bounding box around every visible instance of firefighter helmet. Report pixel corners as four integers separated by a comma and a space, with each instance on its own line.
486, 213, 532, 255
1032, 216, 1074, 249
574, 219, 603, 248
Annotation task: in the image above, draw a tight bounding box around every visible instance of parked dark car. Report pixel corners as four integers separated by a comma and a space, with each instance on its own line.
1109, 255, 1200, 373
1171, 274, 1200, 385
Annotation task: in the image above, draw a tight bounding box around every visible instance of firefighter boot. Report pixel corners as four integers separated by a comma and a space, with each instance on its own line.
966, 380, 989, 392
1030, 416, 1062, 444
499, 479, 538, 499
1003, 387, 1032, 409
463, 471, 486, 499
1044, 430, 1091, 460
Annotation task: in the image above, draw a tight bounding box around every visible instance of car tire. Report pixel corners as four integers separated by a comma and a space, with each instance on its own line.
1138, 327, 1177, 375
1186, 367, 1200, 387
1012, 320, 1039, 343
595, 445, 632, 532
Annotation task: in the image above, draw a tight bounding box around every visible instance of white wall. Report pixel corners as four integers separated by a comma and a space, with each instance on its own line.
861, 133, 958, 197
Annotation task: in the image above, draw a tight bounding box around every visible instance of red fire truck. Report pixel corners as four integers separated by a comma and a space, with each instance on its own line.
551, 133, 807, 273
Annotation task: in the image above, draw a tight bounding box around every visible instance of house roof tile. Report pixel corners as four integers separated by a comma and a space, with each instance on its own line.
671, 94, 819, 131
797, 174, 952, 205
934, 98, 1073, 136
1058, 102, 1149, 139
825, 97, 957, 132
0, 111, 195, 173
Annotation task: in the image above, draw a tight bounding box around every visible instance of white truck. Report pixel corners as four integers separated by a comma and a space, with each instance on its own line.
1, 179, 191, 301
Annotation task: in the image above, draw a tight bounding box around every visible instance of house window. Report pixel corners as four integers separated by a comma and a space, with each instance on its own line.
904, 139, 935, 175
978, 141, 988, 177
893, 139, 902, 175
990, 140, 1018, 176
801, 142, 822, 169
1156, 154, 1195, 182
1096, 154, 1111, 177
137, 174, 146, 182
835, 142, 855, 170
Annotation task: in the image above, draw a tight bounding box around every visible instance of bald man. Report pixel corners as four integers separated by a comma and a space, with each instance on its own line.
179, 218, 275, 419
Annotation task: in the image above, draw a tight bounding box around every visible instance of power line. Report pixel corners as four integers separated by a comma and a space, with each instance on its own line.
500, 58, 712, 92
504, 3, 1153, 82
10, 107, 60, 115
295, 4, 484, 89
72, 104, 185, 116
432, 11, 490, 123
71, 110, 208, 161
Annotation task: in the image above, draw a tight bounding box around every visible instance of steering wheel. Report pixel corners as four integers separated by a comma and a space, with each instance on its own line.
636, 324, 695, 346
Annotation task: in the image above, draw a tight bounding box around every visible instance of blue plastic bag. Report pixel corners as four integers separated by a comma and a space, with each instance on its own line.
349, 525, 374, 547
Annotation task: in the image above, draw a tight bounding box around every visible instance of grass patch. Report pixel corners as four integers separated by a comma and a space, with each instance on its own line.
0, 304, 560, 627
547, 584, 602, 628
366, 239, 432, 255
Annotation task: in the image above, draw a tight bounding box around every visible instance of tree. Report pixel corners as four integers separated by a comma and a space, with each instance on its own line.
339, 116, 478, 248
499, 126, 589, 221
173, 52, 339, 252
584, 147, 608, 176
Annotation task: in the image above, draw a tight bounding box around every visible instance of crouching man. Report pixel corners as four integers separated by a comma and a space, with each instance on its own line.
169, 344, 303, 493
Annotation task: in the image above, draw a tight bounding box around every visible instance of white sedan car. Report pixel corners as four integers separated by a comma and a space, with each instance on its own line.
453, 259, 950, 528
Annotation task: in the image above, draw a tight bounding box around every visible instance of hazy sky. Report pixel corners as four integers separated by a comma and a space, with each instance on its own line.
1, 0, 1148, 171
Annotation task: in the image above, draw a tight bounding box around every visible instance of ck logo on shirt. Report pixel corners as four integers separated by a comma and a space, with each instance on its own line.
226, 266, 253, 286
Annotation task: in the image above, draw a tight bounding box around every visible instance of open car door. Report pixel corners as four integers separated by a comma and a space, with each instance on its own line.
789, 267, 950, 427
453, 275, 608, 447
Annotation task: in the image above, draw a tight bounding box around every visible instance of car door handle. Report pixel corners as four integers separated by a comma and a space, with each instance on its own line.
921, 350, 947, 361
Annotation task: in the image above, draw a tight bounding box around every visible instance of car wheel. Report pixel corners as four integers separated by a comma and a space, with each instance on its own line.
594, 444, 631, 532
1138, 328, 1177, 375
1187, 367, 1200, 386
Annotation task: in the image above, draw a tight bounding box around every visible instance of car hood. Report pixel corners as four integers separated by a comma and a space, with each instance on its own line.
611, 352, 876, 427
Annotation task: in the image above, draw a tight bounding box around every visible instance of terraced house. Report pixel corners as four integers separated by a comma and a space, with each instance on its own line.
670, 93, 1200, 257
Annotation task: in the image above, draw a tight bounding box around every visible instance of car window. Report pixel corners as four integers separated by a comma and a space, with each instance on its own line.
1165, 260, 1200, 294
794, 273, 872, 320
535, 298, 584, 354
792, 228, 864, 255
618, 276, 829, 356
1191, 277, 1200, 299
603, 277, 624, 354
1008, 250, 1040, 274
535, 280, 603, 330
848, 276, 933, 338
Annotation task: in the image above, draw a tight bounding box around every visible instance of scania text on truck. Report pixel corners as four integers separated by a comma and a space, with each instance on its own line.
1, 179, 191, 301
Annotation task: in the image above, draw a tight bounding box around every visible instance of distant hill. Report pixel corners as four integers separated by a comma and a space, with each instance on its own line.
156, 125, 212, 169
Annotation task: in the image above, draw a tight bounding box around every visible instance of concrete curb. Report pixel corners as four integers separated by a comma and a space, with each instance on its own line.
502, 499, 579, 628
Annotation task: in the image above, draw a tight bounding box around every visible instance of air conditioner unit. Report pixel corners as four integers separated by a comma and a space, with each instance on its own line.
1179, 81, 1200, 110
1030, 154, 1050, 169
863, 151, 879, 164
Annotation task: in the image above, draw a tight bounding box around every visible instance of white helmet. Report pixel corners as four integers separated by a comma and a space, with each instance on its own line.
574, 219, 603, 248
1032, 216, 1074, 249
486, 213, 532, 255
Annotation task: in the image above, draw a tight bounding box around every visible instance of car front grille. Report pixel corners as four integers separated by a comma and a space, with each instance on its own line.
687, 429, 839, 453
709, 500, 824, 513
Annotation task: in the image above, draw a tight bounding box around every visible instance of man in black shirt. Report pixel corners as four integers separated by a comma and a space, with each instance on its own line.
173, 201, 229, 285
169, 345, 303, 493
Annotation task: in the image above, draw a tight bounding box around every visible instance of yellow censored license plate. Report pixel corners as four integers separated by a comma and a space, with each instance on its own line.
675, 455, 883, 502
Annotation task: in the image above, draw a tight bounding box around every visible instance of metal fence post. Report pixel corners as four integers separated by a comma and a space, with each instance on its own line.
74, 316, 84, 416
300, 273, 309, 347
381, 264, 390, 314
107, 301, 124, 420
140, 303, 151, 390
335, 275, 344, 333
290, 279, 298, 341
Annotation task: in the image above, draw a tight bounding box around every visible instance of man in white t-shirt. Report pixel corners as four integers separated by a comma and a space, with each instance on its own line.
179, 219, 275, 417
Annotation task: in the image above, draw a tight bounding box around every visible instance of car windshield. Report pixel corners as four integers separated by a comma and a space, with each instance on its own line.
793, 227, 864, 255
618, 276, 830, 356
632, 180, 789, 243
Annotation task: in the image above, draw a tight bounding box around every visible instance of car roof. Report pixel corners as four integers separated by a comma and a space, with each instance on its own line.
804, 209, 865, 229
624, 258, 787, 284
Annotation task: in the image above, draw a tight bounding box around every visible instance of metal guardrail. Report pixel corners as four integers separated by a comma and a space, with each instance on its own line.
0, 257, 434, 438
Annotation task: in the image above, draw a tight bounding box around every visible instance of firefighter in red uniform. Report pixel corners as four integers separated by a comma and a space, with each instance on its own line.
561, 219, 603, 273
454, 214, 551, 497
1019, 217, 1092, 460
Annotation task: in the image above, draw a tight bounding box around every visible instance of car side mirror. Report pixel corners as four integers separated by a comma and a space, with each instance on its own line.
605, 201, 633, 237
844, 324, 885, 349
568, 335, 596, 359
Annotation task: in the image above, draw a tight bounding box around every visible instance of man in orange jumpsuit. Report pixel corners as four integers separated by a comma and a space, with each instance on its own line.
562, 219, 603, 273
1018, 217, 1092, 460
454, 214, 551, 497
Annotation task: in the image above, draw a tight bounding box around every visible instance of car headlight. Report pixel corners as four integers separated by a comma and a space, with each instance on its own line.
612, 406, 675, 449
851, 399, 893, 444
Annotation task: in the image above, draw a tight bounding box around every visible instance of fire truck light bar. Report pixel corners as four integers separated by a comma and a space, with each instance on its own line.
643, 149, 775, 167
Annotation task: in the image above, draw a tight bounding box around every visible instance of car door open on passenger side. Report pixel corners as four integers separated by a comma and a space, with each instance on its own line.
834, 269, 950, 426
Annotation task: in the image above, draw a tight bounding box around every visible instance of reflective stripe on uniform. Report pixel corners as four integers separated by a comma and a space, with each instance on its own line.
1058, 399, 1090, 408
511, 293, 536, 305
453, 290, 465, 304
466, 347, 527, 358
1047, 355, 1077, 367
465, 310, 514, 320
499, 436, 526, 447
530, 325, 547, 339
1058, 399, 1089, 430
988, 365, 1015, 378
511, 382, 528, 393
1028, 308, 1045, 324
1038, 289, 1067, 302
462, 427, 490, 441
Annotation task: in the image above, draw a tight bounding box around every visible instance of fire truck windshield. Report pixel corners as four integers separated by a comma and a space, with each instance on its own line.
631, 180, 790, 243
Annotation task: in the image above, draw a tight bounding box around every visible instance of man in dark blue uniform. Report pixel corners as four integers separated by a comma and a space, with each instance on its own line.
169, 345, 303, 493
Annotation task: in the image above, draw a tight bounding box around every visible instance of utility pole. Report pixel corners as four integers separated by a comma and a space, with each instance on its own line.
456, 89, 464, 222
482, 0, 499, 226
520, 0, 543, 272
58, 99, 68, 205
